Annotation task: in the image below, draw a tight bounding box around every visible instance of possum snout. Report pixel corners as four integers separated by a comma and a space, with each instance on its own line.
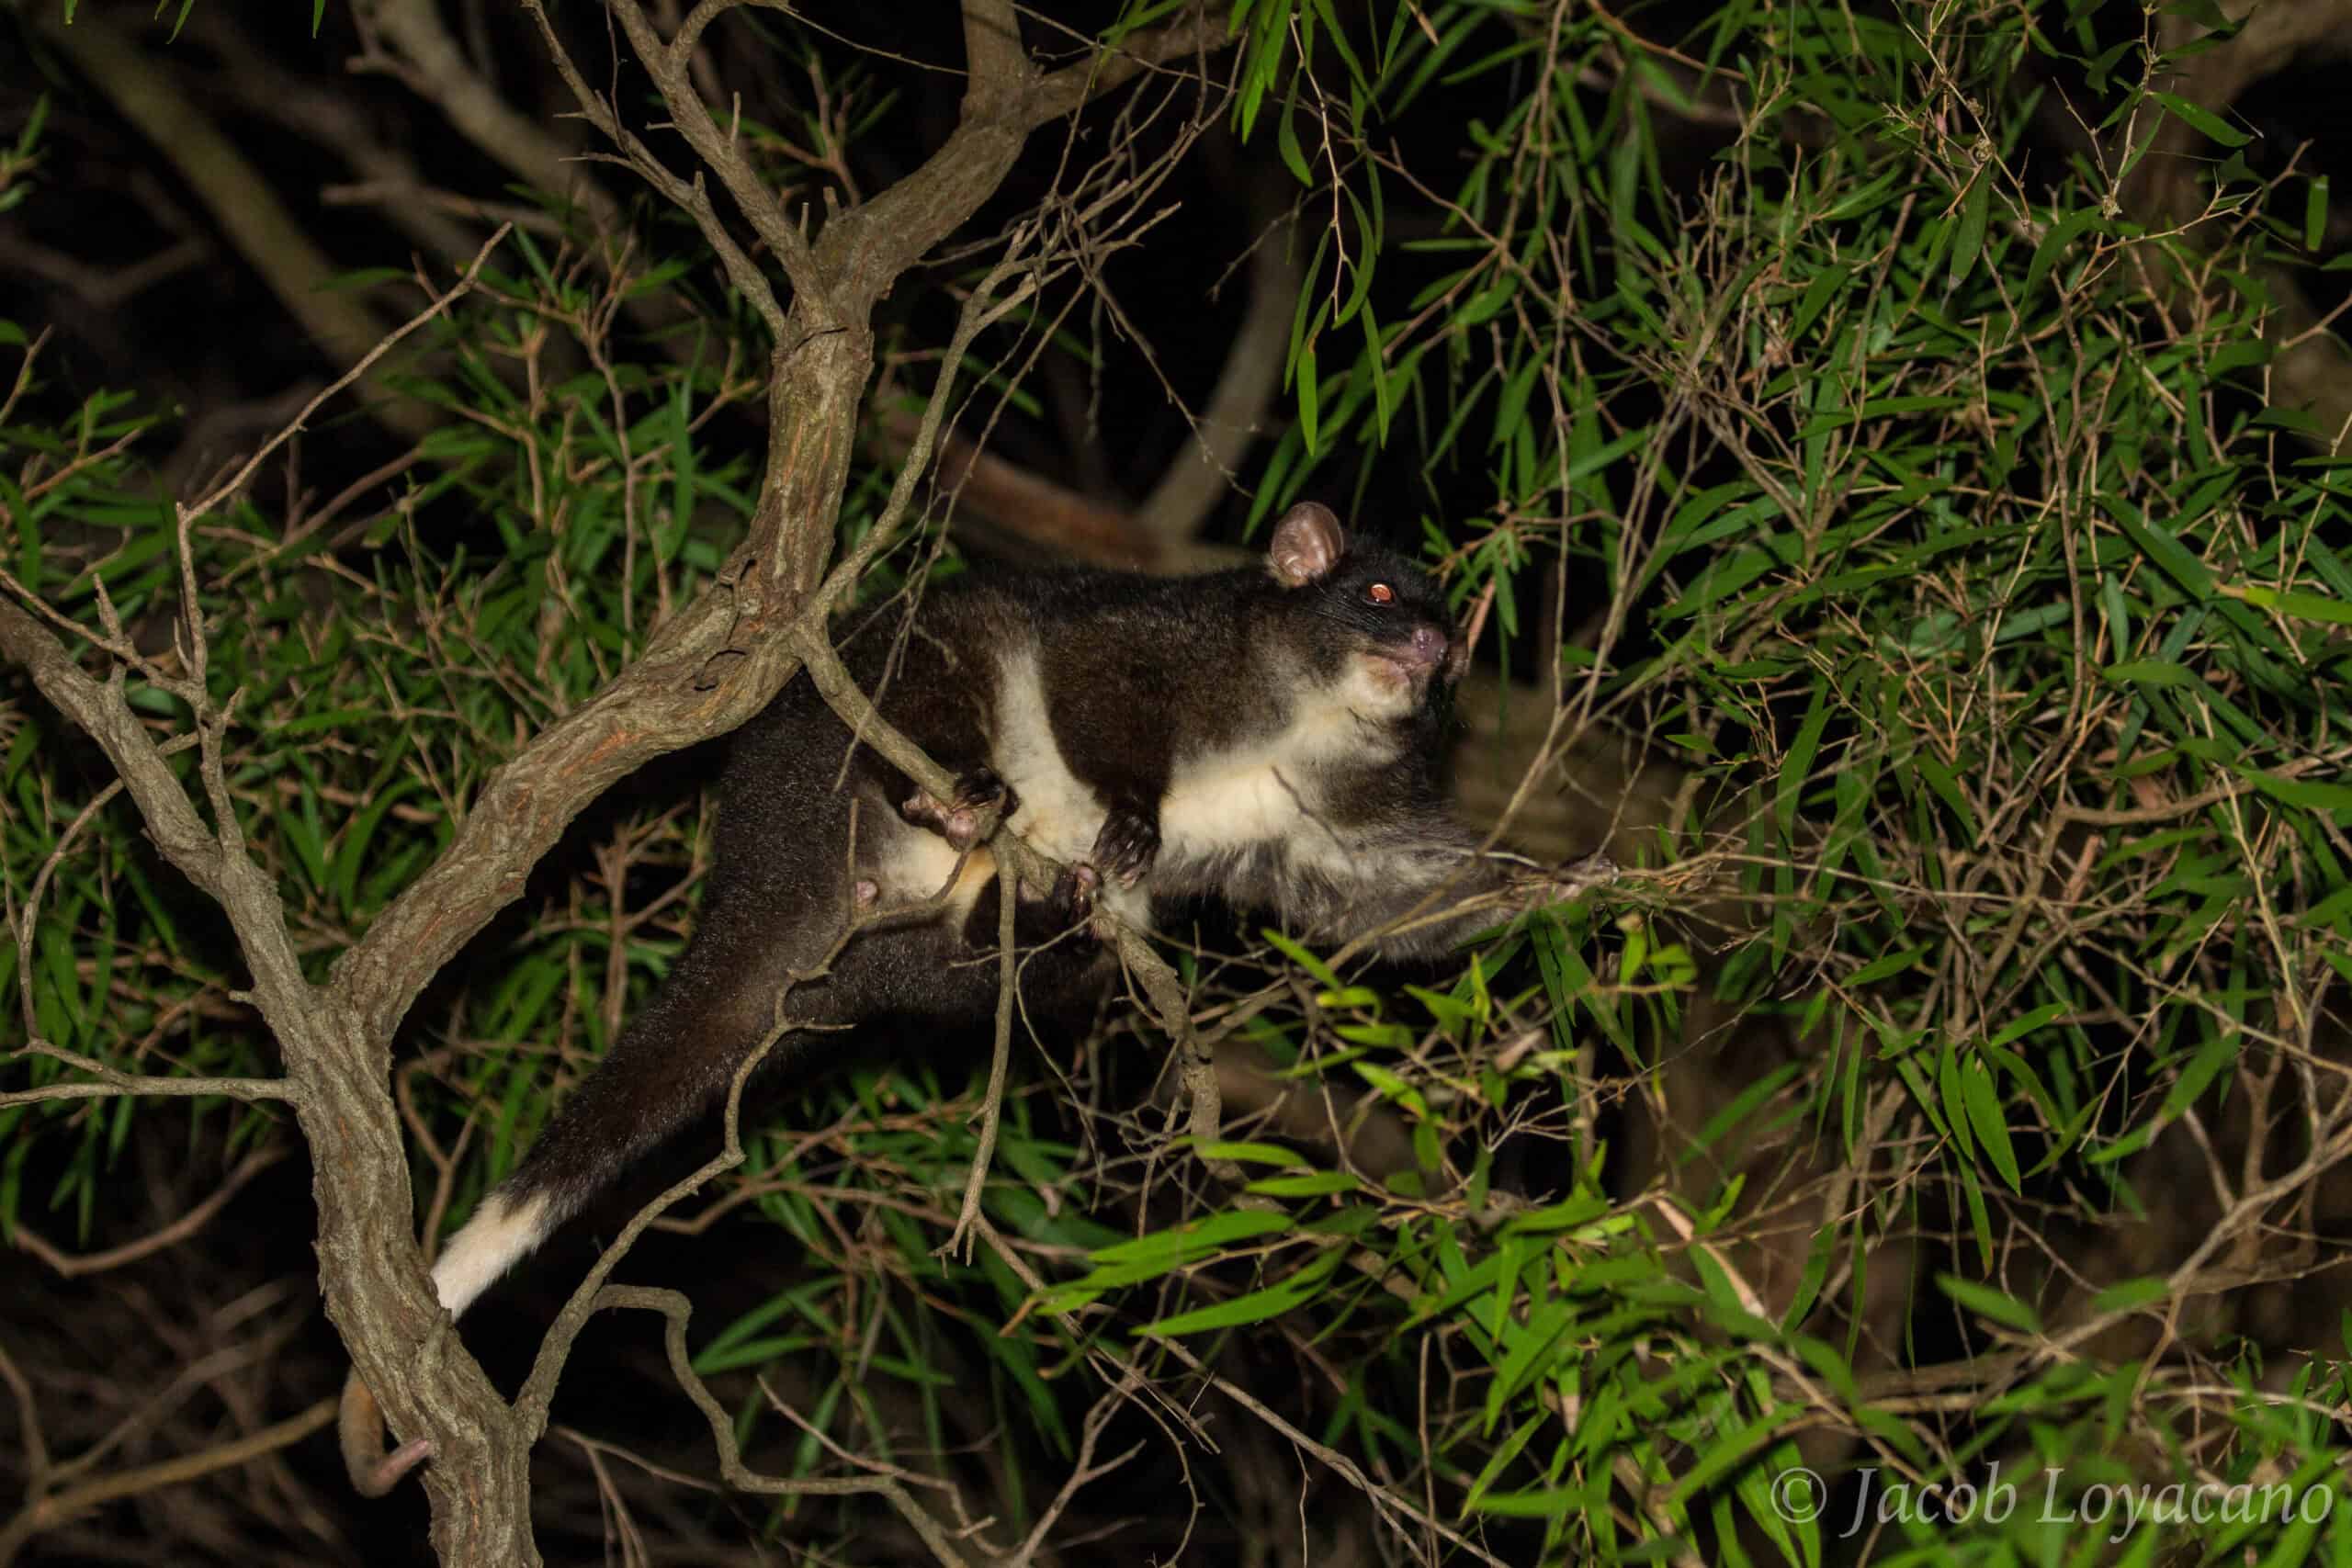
1360, 625, 1451, 703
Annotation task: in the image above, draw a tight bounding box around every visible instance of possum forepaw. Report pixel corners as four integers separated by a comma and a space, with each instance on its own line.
953, 767, 1017, 820
1090, 804, 1159, 887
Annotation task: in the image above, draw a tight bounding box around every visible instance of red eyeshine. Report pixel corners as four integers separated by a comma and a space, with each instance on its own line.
1367, 582, 1394, 604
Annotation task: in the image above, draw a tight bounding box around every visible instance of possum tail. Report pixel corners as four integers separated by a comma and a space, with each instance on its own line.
335, 1179, 576, 1493
338, 1378, 434, 1498
335, 873, 847, 1495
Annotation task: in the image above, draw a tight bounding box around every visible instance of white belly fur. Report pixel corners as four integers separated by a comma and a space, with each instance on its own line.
1160, 671, 1398, 882
989, 643, 1148, 921
990, 642, 1405, 907
863, 806, 1000, 919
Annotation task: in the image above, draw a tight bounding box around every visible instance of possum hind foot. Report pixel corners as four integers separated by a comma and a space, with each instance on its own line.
899, 767, 1019, 851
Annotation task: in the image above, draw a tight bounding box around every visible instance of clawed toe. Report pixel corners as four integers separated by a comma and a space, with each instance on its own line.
1052, 862, 1102, 925
954, 767, 1018, 822
1091, 807, 1159, 888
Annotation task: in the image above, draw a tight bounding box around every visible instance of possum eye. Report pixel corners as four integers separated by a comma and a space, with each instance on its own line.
1365, 582, 1395, 606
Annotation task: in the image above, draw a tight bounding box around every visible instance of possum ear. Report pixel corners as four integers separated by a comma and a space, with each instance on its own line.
1268, 502, 1345, 587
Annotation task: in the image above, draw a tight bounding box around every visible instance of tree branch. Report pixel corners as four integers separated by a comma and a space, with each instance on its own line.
1131, 176, 1296, 548
10, 9, 1244, 1559
939, 860, 1022, 1261
352, 0, 628, 236
514, 0, 797, 337
35, 10, 433, 439
605, 0, 829, 304
960, 0, 1035, 120
8, 1145, 290, 1278
597, 1285, 976, 1567
0, 1041, 290, 1110
1026, 6, 1231, 128
820, 5, 1232, 303
0, 1396, 339, 1566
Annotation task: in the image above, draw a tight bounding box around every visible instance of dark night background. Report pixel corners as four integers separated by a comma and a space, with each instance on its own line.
6, 2, 2352, 1564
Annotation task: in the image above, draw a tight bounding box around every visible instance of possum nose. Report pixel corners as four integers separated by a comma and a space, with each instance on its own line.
1410, 625, 1447, 667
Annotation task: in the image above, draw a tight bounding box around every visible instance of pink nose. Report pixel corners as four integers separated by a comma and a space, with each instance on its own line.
1411, 625, 1447, 666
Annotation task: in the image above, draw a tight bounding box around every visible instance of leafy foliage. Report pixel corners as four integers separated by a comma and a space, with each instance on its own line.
7, 1, 2352, 1563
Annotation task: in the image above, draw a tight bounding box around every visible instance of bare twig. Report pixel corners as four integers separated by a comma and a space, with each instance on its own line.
181, 226, 513, 525
9, 1144, 289, 1277
0, 1397, 338, 1567
940, 859, 1023, 1261
596, 1284, 976, 1567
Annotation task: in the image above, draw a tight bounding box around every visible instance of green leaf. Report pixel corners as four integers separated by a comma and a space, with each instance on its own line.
1788, 263, 1851, 342
1296, 341, 1321, 454
1261, 928, 1340, 989
2161, 1026, 2237, 1123
1352, 1061, 1428, 1120
1246, 1170, 1361, 1198
1985, 1001, 2065, 1053
1360, 304, 1393, 444
2088, 1277, 2169, 1316
2240, 769, 2352, 812
1482, 1299, 1574, 1430
1452, 277, 1515, 328
2240, 584, 2352, 626
2100, 493, 2214, 600
1947, 171, 1989, 289
1136, 1248, 1344, 1337
1275, 94, 1313, 186
1088, 1208, 1292, 1266
1959, 1058, 2021, 1191
1936, 1274, 2041, 1335
1848, 946, 1926, 987
2150, 90, 2251, 148
1911, 752, 1982, 844
1663, 1407, 1791, 1510
1937, 1039, 1975, 1163
1194, 1142, 1305, 1168
2104, 659, 2196, 687
1776, 679, 1830, 837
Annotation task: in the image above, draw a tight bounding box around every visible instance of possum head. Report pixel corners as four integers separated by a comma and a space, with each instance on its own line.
1263, 501, 1468, 713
